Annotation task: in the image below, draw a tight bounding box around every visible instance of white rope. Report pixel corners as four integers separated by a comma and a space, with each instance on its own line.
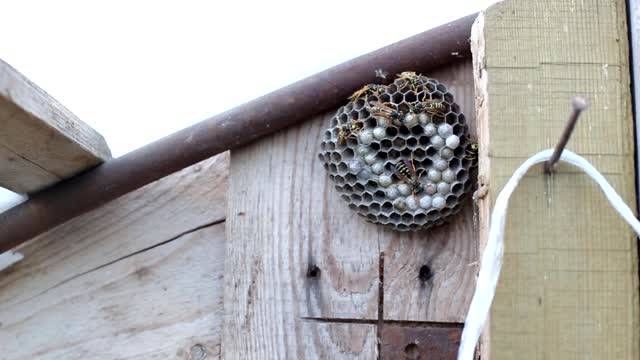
457, 149, 640, 360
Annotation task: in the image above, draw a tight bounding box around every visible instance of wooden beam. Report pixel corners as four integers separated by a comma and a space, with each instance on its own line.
0, 153, 227, 359
0, 60, 111, 194
630, 0, 640, 199
223, 60, 479, 357
471, 0, 639, 358
382, 60, 479, 323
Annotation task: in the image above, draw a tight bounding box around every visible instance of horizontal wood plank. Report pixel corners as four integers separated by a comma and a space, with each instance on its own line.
0, 59, 111, 193
0, 153, 228, 359
0, 223, 225, 360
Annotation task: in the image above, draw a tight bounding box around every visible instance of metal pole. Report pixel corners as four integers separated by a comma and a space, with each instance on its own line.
0, 14, 478, 253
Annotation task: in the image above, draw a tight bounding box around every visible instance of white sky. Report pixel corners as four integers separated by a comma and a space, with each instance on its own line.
0, 0, 497, 211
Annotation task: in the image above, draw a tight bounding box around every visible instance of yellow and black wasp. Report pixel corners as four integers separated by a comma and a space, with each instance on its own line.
337, 120, 365, 145
464, 136, 479, 167
397, 71, 424, 92
408, 100, 446, 114
391, 156, 425, 196
369, 100, 404, 126
349, 84, 386, 102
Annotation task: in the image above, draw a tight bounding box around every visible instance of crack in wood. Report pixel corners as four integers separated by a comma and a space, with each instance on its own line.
377, 251, 384, 359
300, 316, 462, 329
0, 140, 60, 178
17, 217, 226, 304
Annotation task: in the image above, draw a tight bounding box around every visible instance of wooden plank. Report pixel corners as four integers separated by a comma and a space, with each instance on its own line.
0, 153, 227, 359
0, 223, 225, 360
224, 115, 382, 356
379, 324, 462, 359
631, 0, 640, 198
471, 0, 640, 358
291, 322, 378, 360
224, 60, 479, 357
382, 59, 478, 323
0, 152, 227, 313
0, 59, 111, 194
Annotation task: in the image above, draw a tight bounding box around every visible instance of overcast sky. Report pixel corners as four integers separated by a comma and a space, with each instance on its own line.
0, 0, 497, 211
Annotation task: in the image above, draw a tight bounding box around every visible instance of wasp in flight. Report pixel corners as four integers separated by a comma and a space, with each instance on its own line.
349, 84, 386, 102
392, 156, 425, 196
337, 120, 365, 145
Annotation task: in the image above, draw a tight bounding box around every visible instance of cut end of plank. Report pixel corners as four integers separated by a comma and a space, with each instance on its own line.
0, 59, 111, 194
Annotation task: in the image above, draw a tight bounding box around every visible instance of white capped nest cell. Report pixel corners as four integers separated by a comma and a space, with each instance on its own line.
318, 72, 477, 231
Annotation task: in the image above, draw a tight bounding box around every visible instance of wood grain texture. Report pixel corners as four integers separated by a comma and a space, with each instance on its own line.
631, 0, 640, 197
1, 223, 225, 360
297, 322, 378, 360
471, 1, 639, 359
224, 60, 479, 358
0, 153, 228, 359
0, 59, 111, 194
0, 153, 228, 308
382, 59, 478, 322
224, 115, 382, 355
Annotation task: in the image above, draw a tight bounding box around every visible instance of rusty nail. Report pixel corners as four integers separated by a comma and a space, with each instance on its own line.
544, 96, 589, 173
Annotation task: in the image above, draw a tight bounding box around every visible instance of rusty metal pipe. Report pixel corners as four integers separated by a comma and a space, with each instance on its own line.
0, 13, 477, 252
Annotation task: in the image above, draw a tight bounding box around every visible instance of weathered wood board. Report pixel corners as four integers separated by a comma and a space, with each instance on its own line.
0, 59, 111, 194
224, 59, 478, 358
383, 60, 479, 323
471, 0, 639, 359
0, 153, 228, 359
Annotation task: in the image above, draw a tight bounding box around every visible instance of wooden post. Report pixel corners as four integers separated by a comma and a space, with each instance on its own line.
472, 0, 639, 358
0, 154, 228, 359
630, 0, 640, 199
223, 60, 479, 358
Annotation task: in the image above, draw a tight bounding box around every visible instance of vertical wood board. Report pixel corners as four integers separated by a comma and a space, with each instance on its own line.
471, 0, 639, 358
224, 60, 479, 358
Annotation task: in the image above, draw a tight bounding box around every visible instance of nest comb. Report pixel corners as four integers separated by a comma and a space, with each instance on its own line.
318, 72, 476, 231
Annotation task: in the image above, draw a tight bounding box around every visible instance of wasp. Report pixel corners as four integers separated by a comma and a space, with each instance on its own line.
465, 137, 479, 166
369, 101, 404, 126
337, 120, 365, 145
409, 100, 446, 114
349, 84, 386, 101
397, 71, 424, 92
391, 156, 425, 196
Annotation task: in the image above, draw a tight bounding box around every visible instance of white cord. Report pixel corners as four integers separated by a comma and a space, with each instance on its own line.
457, 149, 640, 360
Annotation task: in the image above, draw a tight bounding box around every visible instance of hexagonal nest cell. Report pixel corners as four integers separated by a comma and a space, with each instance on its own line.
318, 72, 477, 231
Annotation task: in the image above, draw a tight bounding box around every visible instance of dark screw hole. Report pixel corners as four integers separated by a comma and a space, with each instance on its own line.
418, 265, 433, 281
404, 342, 419, 359
307, 265, 321, 278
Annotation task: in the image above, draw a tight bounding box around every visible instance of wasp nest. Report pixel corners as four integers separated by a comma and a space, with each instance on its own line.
318, 72, 476, 231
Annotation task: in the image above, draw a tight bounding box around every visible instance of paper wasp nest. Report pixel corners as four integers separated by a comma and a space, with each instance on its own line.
318, 73, 476, 231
